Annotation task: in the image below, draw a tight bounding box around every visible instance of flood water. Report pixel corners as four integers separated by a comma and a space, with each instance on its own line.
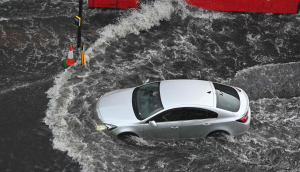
1, 0, 300, 171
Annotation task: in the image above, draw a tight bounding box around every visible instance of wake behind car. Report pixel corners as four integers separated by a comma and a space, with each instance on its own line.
96, 80, 251, 140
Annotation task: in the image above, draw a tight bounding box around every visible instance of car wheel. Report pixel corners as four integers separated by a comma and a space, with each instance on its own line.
118, 133, 139, 144
207, 131, 229, 138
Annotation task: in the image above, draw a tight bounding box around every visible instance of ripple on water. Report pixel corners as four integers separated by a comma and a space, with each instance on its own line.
44, 0, 300, 171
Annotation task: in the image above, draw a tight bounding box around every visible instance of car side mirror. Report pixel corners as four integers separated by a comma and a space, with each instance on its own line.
149, 121, 157, 127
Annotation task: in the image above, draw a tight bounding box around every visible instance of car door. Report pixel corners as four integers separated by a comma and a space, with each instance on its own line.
143, 109, 184, 140
180, 108, 218, 139
248, 0, 295, 13
94, 0, 117, 8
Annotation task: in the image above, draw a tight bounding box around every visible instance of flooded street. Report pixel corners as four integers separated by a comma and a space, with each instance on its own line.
1, 0, 300, 171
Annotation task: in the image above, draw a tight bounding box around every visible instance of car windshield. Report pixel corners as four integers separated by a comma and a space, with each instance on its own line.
213, 83, 240, 112
132, 82, 164, 120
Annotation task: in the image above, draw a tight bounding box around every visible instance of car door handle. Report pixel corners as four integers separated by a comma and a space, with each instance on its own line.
203, 123, 210, 126
171, 126, 179, 129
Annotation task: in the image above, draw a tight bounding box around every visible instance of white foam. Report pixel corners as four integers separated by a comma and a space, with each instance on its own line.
45, 0, 281, 171
0, 0, 9, 3
44, 68, 96, 171
0, 76, 55, 95
0, 17, 9, 21
233, 61, 300, 78
45, 1, 183, 171
85, 0, 229, 59
86, 0, 176, 57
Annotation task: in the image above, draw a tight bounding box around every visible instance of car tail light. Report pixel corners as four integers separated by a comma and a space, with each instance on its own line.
236, 111, 248, 123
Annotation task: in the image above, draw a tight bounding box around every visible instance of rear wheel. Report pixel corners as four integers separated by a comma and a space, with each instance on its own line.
207, 131, 229, 138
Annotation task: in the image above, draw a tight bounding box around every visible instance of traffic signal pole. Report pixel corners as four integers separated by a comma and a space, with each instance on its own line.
77, 0, 83, 48
74, 0, 86, 67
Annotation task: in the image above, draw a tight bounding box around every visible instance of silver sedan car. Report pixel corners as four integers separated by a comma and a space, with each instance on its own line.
96, 80, 251, 140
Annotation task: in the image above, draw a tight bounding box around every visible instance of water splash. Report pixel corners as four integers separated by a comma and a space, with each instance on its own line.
44, 0, 300, 171
226, 62, 300, 100
85, 0, 176, 57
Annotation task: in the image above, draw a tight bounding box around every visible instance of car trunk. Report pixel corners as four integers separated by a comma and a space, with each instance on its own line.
232, 87, 249, 119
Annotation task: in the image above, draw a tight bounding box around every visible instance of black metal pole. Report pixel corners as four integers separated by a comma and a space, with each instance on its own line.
77, 0, 83, 48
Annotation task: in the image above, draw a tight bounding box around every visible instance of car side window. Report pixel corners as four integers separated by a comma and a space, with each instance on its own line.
182, 108, 207, 120
207, 110, 218, 118
151, 109, 183, 123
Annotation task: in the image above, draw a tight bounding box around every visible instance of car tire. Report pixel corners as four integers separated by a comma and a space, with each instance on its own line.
118, 133, 139, 144
207, 131, 229, 138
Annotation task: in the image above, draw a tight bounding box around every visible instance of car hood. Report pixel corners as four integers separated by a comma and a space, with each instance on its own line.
97, 88, 140, 125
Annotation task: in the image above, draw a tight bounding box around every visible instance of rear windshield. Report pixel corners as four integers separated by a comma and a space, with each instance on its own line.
213, 83, 240, 112
132, 82, 164, 120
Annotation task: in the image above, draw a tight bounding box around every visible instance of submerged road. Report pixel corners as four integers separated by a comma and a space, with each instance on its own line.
1, 0, 300, 171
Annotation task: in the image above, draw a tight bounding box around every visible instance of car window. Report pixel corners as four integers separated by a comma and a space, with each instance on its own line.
207, 110, 218, 118
182, 108, 207, 120
213, 83, 240, 112
151, 109, 183, 123
132, 82, 164, 120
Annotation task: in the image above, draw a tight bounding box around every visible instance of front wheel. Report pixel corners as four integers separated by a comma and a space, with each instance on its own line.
118, 133, 139, 144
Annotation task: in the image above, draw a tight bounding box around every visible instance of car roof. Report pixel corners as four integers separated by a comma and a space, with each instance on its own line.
160, 80, 214, 108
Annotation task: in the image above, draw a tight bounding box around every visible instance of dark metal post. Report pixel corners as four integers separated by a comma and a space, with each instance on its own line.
77, 0, 83, 48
